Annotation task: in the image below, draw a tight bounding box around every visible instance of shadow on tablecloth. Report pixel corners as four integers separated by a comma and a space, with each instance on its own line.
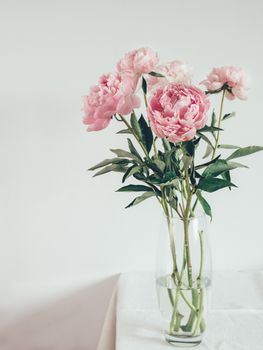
0, 275, 119, 350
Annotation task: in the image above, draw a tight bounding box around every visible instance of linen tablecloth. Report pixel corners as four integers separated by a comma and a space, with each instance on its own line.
97, 271, 263, 350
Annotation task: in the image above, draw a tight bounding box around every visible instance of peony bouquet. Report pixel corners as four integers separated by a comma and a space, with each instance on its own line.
83, 48, 262, 346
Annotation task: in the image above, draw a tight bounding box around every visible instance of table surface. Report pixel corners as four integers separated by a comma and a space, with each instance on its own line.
97, 271, 263, 350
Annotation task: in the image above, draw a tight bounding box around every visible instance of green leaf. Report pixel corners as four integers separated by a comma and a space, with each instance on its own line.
198, 177, 237, 192
130, 113, 142, 140
166, 186, 178, 201
145, 182, 162, 196
198, 133, 215, 149
147, 159, 166, 176
199, 125, 223, 133
147, 171, 178, 186
202, 159, 248, 178
227, 161, 248, 169
218, 144, 240, 150
227, 146, 263, 161
147, 174, 162, 184
183, 140, 195, 157
125, 191, 155, 208
153, 159, 166, 172
89, 157, 130, 170
122, 165, 141, 183
210, 110, 217, 140
221, 170, 231, 183
195, 155, 221, 170
202, 144, 213, 159
142, 76, 147, 94
148, 71, 165, 78
164, 149, 180, 171
198, 132, 214, 159
211, 110, 216, 128
117, 184, 153, 192
138, 115, 153, 152
93, 164, 127, 177
223, 112, 235, 121
168, 197, 178, 211
110, 148, 141, 162
161, 171, 178, 184
196, 190, 212, 219
127, 138, 143, 161
116, 128, 132, 134
133, 172, 146, 181
193, 137, 201, 146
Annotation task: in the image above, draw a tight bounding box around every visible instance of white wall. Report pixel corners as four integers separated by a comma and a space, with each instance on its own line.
0, 0, 262, 349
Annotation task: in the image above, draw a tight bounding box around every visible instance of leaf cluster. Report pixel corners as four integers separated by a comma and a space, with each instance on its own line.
88, 110, 263, 215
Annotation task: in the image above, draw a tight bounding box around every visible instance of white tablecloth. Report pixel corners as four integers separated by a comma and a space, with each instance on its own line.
97, 271, 263, 350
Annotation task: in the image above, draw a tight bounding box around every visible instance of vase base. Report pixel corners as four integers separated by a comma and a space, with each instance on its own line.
165, 332, 202, 347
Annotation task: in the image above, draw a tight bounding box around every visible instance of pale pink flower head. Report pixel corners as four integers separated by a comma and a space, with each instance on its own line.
83, 72, 140, 131
117, 47, 159, 75
148, 84, 210, 143
147, 60, 193, 90
201, 66, 249, 100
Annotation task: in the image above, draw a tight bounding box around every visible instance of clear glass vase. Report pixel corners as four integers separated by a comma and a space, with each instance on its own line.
156, 211, 212, 347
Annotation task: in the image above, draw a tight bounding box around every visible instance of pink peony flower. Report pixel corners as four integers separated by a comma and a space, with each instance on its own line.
147, 60, 193, 90
83, 73, 140, 131
201, 66, 249, 100
117, 47, 159, 76
148, 84, 210, 143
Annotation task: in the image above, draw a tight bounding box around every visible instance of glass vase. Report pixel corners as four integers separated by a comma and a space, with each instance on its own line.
156, 211, 212, 347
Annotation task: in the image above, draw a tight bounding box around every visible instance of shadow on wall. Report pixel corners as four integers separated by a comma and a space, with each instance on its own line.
0, 275, 119, 350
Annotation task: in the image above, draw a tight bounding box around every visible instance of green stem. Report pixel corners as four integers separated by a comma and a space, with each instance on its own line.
192, 289, 204, 336
143, 93, 148, 108
179, 290, 197, 312
211, 90, 226, 160
183, 289, 199, 332
169, 288, 180, 334
177, 248, 198, 314
183, 170, 193, 289
153, 137, 158, 159
197, 230, 206, 334
175, 312, 183, 332
183, 214, 193, 288
181, 156, 199, 332
184, 231, 205, 334
182, 183, 187, 209
192, 90, 226, 214
162, 192, 195, 325
179, 245, 186, 282
162, 192, 180, 282
168, 288, 174, 307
